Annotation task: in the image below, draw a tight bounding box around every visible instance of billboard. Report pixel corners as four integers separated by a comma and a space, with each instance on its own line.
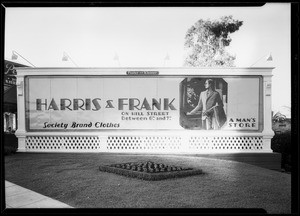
25, 76, 262, 131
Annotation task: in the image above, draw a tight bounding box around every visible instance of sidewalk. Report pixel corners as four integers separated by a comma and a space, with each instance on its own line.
5, 181, 73, 208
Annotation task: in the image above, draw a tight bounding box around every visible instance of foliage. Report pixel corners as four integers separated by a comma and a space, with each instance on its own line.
4, 133, 18, 155
184, 16, 243, 67
187, 85, 199, 109
99, 161, 202, 181
273, 111, 287, 122
271, 132, 291, 172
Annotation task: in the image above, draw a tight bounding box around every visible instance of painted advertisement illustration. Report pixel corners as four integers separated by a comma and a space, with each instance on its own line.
180, 77, 261, 131
180, 78, 228, 130
26, 76, 261, 131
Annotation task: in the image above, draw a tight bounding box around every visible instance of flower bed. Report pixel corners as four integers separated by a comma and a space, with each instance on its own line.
99, 161, 203, 181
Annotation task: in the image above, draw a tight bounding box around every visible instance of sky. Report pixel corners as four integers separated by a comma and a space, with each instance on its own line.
4, 3, 291, 113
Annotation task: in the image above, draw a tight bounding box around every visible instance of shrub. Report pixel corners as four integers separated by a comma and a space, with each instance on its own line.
271, 132, 291, 171
4, 146, 17, 155
4, 133, 18, 155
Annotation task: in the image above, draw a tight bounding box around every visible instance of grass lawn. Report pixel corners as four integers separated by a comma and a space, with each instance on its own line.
5, 153, 291, 213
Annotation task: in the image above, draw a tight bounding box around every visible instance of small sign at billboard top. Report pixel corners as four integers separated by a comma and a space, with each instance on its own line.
26, 76, 260, 131
126, 71, 159, 75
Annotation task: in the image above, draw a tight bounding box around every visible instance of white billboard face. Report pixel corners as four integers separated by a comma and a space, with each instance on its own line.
25, 76, 262, 131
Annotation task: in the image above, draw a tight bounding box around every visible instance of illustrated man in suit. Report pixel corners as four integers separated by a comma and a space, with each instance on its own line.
187, 79, 226, 130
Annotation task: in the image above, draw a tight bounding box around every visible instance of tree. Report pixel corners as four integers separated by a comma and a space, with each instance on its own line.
184, 16, 243, 67
273, 112, 286, 122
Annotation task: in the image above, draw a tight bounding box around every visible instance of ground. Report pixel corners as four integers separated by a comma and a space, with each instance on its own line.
4, 153, 291, 213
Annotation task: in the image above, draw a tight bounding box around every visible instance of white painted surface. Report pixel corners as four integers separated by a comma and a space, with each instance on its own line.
15, 67, 274, 153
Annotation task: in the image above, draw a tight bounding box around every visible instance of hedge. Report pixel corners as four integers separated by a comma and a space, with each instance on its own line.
4, 133, 18, 155
271, 132, 291, 171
